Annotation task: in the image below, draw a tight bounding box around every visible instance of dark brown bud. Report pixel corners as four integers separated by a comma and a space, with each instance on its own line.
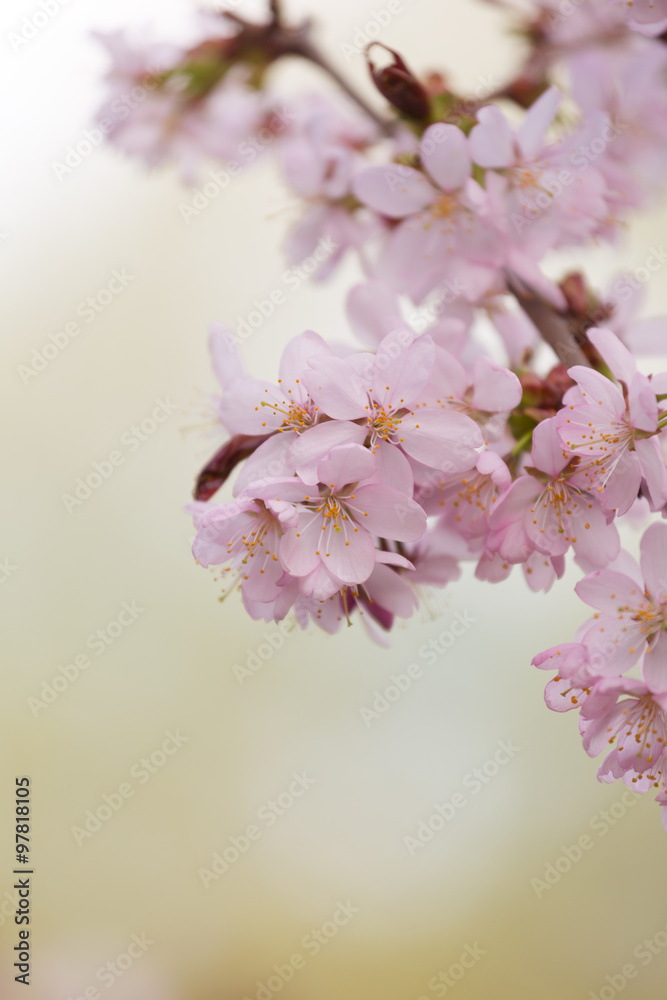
366, 43, 431, 121
559, 272, 589, 318
194, 433, 270, 501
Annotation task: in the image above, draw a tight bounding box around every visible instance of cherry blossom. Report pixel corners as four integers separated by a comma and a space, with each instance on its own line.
100, 0, 667, 833
556, 328, 667, 515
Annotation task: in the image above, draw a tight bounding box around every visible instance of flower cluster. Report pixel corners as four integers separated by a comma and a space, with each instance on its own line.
97, 0, 667, 829
534, 522, 667, 830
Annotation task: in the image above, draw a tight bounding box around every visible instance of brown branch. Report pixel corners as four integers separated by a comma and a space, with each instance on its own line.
506, 272, 592, 369
288, 37, 397, 136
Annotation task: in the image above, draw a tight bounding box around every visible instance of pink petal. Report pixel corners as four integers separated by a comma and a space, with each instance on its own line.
302, 356, 368, 419
570, 503, 620, 568
471, 356, 522, 412
643, 634, 667, 692
635, 437, 667, 511
531, 417, 568, 478
492, 309, 538, 366
587, 328, 637, 385
209, 323, 244, 388
346, 280, 404, 347
593, 454, 642, 518
564, 366, 625, 416
371, 439, 414, 495
581, 703, 628, 757
640, 521, 667, 603
488, 475, 541, 530
651, 371, 667, 395
279, 330, 330, 384
429, 346, 469, 401
375, 549, 415, 570
320, 517, 376, 584
477, 450, 511, 491
347, 484, 427, 542
218, 378, 282, 434
291, 421, 367, 484
252, 478, 312, 504
523, 552, 560, 593
376, 218, 443, 302
374, 333, 434, 410
544, 674, 589, 713
351, 164, 437, 219
280, 513, 322, 577
420, 123, 471, 192
317, 443, 375, 491
517, 86, 561, 161
399, 410, 483, 472
628, 374, 659, 433
364, 563, 418, 617
469, 105, 514, 168
233, 433, 296, 496
575, 569, 645, 612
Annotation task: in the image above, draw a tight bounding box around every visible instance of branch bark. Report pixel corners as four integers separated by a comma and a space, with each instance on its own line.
506, 273, 592, 369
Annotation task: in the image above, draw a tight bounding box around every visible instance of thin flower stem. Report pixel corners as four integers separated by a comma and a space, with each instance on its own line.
288, 37, 397, 135
511, 429, 534, 456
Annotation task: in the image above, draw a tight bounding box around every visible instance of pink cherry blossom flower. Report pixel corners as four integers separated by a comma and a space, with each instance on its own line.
419, 451, 511, 536
191, 496, 296, 610
569, 45, 667, 213
487, 417, 620, 568
556, 328, 667, 515
208, 329, 365, 495
609, 0, 667, 35
579, 675, 667, 791
351, 123, 501, 303
253, 444, 426, 586
574, 521, 667, 688
96, 30, 272, 183
532, 642, 596, 712
470, 88, 610, 283
424, 346, 522, 440
297, 332, 484, 477
280, 95, 381, 276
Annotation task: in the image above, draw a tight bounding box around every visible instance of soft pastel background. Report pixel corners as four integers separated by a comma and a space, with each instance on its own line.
3, 1, 667, 998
